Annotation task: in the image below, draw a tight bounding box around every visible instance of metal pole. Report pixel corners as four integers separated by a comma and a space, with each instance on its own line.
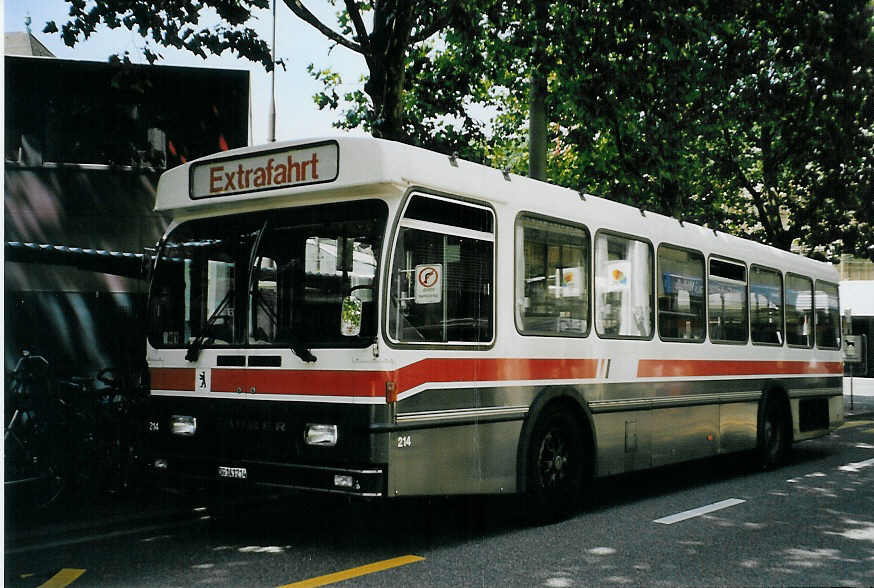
850, 373, 854, 412
268, 0, 277, 142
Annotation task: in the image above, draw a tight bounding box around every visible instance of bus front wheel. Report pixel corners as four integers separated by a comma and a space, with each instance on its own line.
526, 406, 585, 522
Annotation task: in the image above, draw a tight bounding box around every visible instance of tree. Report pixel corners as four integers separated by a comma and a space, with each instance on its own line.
410, 0, 874, 260
46, 1, 874, 260
308, 10, 493, 158
46, 0, 479, 142
44, 1, 275, 68
704, 1, 874, 260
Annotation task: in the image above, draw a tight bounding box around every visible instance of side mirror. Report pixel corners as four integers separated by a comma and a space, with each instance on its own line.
341, 295, 362, 337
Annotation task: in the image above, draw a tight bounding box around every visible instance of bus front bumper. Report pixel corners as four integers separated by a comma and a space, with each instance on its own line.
149, 456, 386, 498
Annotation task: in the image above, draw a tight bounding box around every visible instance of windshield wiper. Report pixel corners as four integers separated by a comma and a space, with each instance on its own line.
185, 289, 233, 362
247, 221, 316, 363
247, 221, 268, 294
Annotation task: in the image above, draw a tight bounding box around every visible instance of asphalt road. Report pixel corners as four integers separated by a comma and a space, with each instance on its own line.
5, 412, 874, 587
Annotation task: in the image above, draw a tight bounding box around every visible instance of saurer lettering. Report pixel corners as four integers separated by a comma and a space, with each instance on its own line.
223, 417, 288, 433
208, 152, 320, 195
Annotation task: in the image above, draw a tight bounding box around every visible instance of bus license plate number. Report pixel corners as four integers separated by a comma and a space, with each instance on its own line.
217, 466, 247, 479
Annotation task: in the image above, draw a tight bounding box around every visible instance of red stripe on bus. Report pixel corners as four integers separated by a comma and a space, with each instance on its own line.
218, 358, 601, 396
152, 358, 839, 397
637, 359, 843, 378
392, 358, 600, 393
154, 358, 601, 397
212, 368, 390, 397
150, 367, 196, 391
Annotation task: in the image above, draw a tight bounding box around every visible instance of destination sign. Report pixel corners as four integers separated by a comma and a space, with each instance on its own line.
190, 142, 338, 199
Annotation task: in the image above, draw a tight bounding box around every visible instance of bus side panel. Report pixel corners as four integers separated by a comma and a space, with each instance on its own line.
718, 401, 759, 453
790, 392, 844, 441
787, 376, 843, 442
829, 395, 845, 430
386, 420, 522, 496
592, 410, 652, 477
651, 405, 720, 467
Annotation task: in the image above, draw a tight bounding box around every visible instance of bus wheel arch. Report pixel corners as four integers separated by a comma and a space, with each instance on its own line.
516, 388, 595, 520
757, 383, 792, 469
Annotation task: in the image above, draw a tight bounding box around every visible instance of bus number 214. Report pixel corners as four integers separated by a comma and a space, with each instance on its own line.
397, 435, 412, 448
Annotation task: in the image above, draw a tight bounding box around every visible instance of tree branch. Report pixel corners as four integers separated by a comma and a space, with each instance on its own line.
609, 113, 646, 189
721, 127, 781, 245
409, 1, 457, 44
343, 0, 371, 54
281, 0, 364, 54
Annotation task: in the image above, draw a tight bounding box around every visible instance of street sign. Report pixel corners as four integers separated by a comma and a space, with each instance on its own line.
844, 334, 865, 364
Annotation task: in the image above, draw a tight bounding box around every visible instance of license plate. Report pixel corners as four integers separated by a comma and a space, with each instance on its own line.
217, 466, 247, 479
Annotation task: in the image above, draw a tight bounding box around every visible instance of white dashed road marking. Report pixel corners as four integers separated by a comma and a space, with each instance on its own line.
838, 457, 874, 473
654, 498, 747, 525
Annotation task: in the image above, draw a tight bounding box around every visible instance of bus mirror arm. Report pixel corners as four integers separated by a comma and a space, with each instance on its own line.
275, 327, 317, 363
291, 345, 317, 363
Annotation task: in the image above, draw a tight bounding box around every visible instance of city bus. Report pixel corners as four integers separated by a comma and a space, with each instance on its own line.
145, 137, 843, 518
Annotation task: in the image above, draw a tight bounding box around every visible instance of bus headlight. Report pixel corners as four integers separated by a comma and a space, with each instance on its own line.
170, 415, 197, 436
305, 424, 338, 447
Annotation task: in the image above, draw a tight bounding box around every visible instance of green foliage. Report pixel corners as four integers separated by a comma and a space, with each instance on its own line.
399, 0, 874, 261
45, 1, 273, 68
46, 0, 874, 260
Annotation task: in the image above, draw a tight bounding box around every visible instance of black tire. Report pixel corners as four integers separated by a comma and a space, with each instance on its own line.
526, 406, 586, 522
758, 393, 790, 470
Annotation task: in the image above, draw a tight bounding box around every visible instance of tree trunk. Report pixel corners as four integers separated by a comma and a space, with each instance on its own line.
529, 75, 547, 180
365, 2, 415, 141
528, 0, 548, 180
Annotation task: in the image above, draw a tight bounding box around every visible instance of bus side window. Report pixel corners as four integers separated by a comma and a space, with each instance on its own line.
750, 266, 784, 345
814, 280, 840, 349
708, 258, 747, 343
657, 245, 705, 341
595, 232, 653, 339
388, 194, 494, 344
786, 274, 813, 348
515, 215, 590, 336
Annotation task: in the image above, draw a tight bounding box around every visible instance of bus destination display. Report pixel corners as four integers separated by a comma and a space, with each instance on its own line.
190, 142, 338, 199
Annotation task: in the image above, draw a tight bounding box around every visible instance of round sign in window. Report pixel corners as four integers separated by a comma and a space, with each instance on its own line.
415, 264, 442, 303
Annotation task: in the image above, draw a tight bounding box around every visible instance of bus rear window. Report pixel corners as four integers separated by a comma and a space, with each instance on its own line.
815, 280, 840, 349
786, 274, 813, 348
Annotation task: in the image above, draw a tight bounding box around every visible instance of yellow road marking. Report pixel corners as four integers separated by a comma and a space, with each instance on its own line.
37, 569, 86, 588
278, 555, 425, 588
839, 420, 874, 430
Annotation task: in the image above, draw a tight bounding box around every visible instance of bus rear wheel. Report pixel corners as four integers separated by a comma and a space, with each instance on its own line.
526, 406, 585, 522
758, 394, 790, 469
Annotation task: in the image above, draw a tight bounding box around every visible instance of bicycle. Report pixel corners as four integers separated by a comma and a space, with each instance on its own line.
6, 351, 150, 508
4, 350, 65, 510
92, 367, 148, 495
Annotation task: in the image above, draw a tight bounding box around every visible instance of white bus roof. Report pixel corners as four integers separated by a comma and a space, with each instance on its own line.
155, 136, 838, 282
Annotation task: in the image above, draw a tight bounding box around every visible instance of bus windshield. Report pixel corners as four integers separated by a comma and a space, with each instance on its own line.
148, 200, 387, 355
